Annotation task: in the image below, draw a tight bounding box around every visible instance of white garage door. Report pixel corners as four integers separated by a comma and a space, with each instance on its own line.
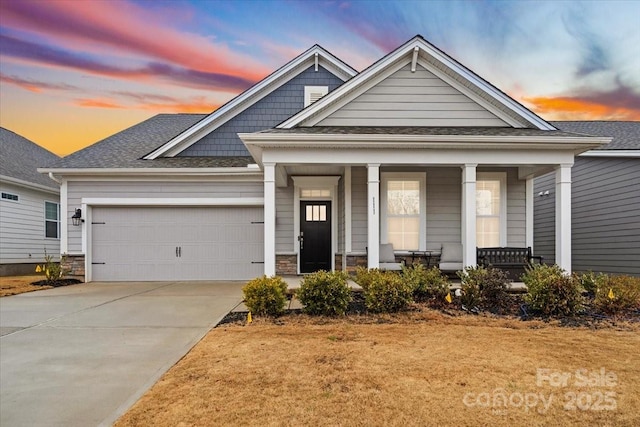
91, 206, 264, 281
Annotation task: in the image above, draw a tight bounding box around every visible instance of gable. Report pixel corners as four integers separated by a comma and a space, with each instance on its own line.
317, 64, 508, 127
178, 65, 344, 157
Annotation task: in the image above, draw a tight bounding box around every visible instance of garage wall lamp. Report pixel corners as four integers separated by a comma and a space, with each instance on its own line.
71, 208, 84, 226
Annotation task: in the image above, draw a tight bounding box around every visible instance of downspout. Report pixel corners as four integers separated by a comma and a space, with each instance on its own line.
48, 172, 62, 185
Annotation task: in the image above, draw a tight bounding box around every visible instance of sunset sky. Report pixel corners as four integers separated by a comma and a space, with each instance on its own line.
1, 0, 639, 156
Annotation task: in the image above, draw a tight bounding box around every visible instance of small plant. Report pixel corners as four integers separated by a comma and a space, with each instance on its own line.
354, 266, 377, 291
592, 275, 640, 315
242, 275, 288, 316
297, 270, 352, 316
577, 271, 608, 296
522, 264, 584, 317
402, 264, 449, 303
361, 269, 413, 313
457, 266, 483, 311
36, 251, 68, 284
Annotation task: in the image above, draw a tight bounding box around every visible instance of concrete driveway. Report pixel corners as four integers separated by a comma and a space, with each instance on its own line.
0, 281, 244, 426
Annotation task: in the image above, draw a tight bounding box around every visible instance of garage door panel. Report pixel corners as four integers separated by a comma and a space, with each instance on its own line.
91, 207, 264, 281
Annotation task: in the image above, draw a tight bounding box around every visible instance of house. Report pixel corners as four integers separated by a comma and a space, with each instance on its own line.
39, 35, 608, 282
534, 121, 639, 276
1, 128, 60, 276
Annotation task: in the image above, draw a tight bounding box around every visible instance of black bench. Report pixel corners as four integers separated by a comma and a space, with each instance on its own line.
476, 247, 543, 281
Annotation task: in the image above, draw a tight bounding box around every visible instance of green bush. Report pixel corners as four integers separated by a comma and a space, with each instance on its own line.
457, 266, 483, 310
402, 264, 449, 303
457, 266, 510, 312
356, 269, 413, 313
297, 270, 352, 316
242, 275, 288, 316
593, 275, 640, 315
522, 264, 584, 317
577, 271, 608, 295
36, 251, 68, 284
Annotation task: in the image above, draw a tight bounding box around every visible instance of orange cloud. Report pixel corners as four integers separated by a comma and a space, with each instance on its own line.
73, 97, 216, 114
0, 73, 76, 93
524, 96, 640, 121
75, 98, 123, 109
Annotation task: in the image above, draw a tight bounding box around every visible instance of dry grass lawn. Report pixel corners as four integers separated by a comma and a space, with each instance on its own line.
116, 311, 640, 427
0, 275, 50, 297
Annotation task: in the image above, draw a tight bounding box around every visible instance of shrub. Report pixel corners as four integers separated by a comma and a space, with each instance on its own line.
402, 264, 449, 303
242, 275, 288, 316
522, 264, 584, 317
36, 251, 68, 284
357, 269, 412, 313
354, 266, 377, 291
457, 266, 510, 312
457, 266, 483, 311
297, 270, 352, 316
577, 271, 608, 296
593, 275, 640, 315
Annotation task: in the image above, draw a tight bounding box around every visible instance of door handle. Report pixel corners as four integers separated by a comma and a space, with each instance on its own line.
179, 246, 182, 257
176, 246, 178, 257
298, 233, 304, 250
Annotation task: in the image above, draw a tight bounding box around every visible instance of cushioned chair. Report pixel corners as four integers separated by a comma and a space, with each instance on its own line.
439, 243, 463, 272
379, 243, 404, 271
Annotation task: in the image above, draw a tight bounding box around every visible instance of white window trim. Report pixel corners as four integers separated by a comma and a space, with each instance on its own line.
1, 192, 19, 202
44, 200, 60, 240
476, 172, 507, 247
304, 86, 328, 107
380, 172, 427, 251
292, 176, 340, 273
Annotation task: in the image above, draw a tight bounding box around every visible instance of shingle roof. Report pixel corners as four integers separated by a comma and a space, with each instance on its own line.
260, 126, 581, 138
551, 121, 639, 150
45, 114, 253, 169
1, 127, 60, 189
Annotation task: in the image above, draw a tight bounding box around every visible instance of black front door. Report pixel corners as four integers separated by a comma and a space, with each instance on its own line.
299, 201, 331, 273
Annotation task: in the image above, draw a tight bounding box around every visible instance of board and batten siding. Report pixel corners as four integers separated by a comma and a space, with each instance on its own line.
317, 64, 509, 127
349, 167, 526, 253
66, 180, 263, 254
0, 182, 60, 263
534, 156, 640, 276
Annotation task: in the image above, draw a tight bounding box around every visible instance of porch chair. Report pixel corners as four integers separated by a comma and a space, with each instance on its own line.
379, 243, 404, 271
438, 243, 463, 273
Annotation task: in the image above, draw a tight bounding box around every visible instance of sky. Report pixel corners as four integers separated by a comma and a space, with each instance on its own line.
1, 0, 639, 157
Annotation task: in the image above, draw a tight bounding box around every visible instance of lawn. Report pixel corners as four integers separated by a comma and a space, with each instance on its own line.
0, 275, 51, 297
115, 311, 640, 426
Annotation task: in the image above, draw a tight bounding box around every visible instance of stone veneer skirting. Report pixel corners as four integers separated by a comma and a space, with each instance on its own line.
61, 255, 86, 279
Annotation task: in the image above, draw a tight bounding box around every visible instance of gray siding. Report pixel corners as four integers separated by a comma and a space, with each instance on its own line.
0, 182, 60, 263
318, 64, 508, 127
426, 168, 461, 250
506, 168, 526, 247
534, 157, 640, 275
275, 182, 293, 253
179, 66, 345, 157
67, 180, 263, 253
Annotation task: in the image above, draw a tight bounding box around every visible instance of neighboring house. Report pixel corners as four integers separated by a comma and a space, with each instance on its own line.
1, 128, 60, 276
40, 35, 607, 282
534, 121, 639, 276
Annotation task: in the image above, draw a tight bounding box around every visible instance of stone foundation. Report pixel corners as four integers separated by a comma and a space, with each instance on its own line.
345, 255, 368, 273
61, 255, 85, 279
276, 254, 297, 275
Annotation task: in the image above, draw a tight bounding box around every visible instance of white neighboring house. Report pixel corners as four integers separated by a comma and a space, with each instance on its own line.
1, 128, 60, 276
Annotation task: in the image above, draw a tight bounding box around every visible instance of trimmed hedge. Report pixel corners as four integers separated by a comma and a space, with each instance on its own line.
297, 270, 352, 316
242, 275, 288, 316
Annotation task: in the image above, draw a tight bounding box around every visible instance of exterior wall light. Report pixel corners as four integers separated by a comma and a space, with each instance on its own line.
71, 208, 83, 226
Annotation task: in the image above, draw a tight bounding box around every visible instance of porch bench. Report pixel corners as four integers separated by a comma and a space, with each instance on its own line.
476, 247, 543, 281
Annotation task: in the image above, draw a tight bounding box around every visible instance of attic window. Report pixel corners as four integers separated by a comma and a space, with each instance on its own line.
1, 192, 19, 201
304, 86, 328, 107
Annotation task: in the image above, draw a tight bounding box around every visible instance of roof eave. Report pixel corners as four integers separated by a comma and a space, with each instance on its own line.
0, 174, 60, 194
37, 167, 264, 177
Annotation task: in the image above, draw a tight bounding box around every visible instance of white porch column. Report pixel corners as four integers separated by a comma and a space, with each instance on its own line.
367, 164, 380, 269
555, 164, 572, 273
461, 164, 477, 267
526, 176, 534, 249
263, 162, 276, 276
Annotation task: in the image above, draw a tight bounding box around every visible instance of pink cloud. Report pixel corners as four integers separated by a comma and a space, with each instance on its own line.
0, 73, 76, 93
1, 0, 270, 82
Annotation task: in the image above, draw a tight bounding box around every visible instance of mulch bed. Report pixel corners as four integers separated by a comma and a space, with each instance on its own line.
31, 278, 83, 287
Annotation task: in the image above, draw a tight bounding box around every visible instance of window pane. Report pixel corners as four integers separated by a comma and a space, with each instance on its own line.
477, 217, 500, 247
388, 217, 419, 250
306, 205, 313, 221
45, 202, 59, 220
387, 180, 419, 215
476, 181, 500, 215
319, 205, 326, 221
45, 220, 58, 238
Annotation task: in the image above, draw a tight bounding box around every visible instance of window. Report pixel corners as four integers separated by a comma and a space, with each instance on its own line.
45, 201, 60, 239
305, 204, 327, 222
1, 192, 19, 201
381, 173, 426, 251
304, 86, 328, 107
476, 173, 506, 247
